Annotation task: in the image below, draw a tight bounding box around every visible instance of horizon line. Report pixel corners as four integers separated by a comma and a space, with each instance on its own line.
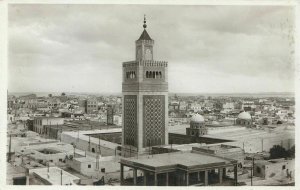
7, 91, 295, 95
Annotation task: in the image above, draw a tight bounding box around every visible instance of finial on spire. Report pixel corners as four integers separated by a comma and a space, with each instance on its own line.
143, 14, 147, 29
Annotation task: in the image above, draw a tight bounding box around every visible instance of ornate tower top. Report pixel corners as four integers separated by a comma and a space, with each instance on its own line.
136, 15, 154, 60
138, 15, 152, 41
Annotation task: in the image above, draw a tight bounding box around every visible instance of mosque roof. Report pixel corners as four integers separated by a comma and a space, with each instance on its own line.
190, 113, 205, 123
238, 111, 252, 120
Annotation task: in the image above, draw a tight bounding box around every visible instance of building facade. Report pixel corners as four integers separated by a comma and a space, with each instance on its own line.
86, 99, 98, 114
122, 17, 168, 156
33, 117, 64, 134
107, 105, 114, 125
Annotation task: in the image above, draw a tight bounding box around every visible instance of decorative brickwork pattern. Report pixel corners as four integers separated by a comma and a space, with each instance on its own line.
143, 95, 165, 147
124, 95, 137, 147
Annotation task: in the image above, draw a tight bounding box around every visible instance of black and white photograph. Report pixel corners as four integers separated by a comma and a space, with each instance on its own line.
0, 0, 299, 188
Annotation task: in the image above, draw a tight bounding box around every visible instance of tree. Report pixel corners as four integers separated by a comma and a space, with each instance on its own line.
269, 145, 289, 159
61, 92, 66, 96
48, 94, 52, 97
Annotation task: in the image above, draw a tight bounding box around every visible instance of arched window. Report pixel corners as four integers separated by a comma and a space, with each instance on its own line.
156, 71, 159, 79
149, 71, 152, 78
153, 71, 156, 78
159, 72, 162, 78
146, 71, 149, 78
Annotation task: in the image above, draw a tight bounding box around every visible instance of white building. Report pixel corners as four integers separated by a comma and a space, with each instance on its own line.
33, 117, 64, 134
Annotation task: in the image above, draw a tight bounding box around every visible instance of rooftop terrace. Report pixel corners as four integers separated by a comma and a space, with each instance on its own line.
121, 151, 236, 171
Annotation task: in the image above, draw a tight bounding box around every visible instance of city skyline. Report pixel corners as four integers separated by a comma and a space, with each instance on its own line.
8, 5, 295, 93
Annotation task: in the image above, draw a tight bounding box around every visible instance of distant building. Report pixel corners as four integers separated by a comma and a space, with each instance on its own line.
253, 159, 294, 180
235, 111, 252, 126
242, 101, 256, 111
179, 102, 188, 111
32, 117, 64, 134
169, 101, 180, 112
190, 103, 202, 112
86, 99, 98, 114
222, 102, 234, 113
113, 115, 122, 126
186, 114, 207, 137
66, 156, 124, 179
107, 105, 114, 125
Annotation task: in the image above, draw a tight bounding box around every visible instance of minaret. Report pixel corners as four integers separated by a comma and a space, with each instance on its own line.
122, 16, 168, 157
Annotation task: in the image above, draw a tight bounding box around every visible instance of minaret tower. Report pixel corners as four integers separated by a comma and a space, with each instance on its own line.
122, 16, 168, 156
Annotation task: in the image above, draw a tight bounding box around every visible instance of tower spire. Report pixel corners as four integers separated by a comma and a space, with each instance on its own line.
138, 14, 152, 41
143, 14, 147, 29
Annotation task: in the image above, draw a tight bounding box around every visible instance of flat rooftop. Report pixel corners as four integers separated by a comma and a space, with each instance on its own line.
200, 144, 240, 151
203, 125, 294, 141
47, 120, 121, 132
61, 128, 121, 150
168, 124, 294, 142
121, 151, 236, 170
30, 167, 80, 185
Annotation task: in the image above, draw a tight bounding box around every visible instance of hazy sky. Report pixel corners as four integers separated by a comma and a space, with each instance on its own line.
8, 4, 295, 93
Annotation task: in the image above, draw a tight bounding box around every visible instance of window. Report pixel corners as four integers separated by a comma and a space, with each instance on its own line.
282, 165, 286, 170
146, 71, 163, 79
88, 164, 91, 168
92, 148, 95, 153
126, 71, 136, 79
101, 168, 105, 173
